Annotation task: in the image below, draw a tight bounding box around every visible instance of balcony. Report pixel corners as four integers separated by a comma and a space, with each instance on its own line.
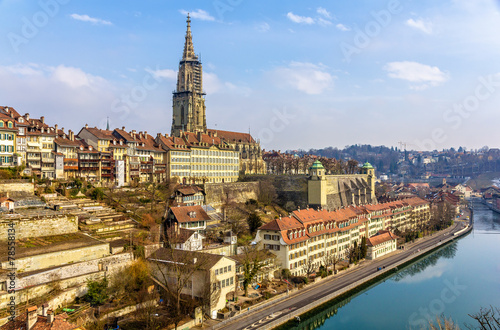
64, 166, 79, 171
80, 166, 99, 171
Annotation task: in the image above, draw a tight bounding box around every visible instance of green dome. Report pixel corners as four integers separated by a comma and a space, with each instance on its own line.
362, 162, 374, 169
310, 160, 324, 169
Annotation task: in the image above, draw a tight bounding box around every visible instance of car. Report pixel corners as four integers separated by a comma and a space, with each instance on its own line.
377, 267, 382, 271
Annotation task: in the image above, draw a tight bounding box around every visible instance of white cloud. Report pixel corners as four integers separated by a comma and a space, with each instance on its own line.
336, 23, 350, 31
145, 68, 177, 80
406, 18, 433, 34
384, 61, 448, 90
270, 62, 333, 95
287, 11, 333, 26
70, 14, 112, 26
317, 7, 331, 19
179, 9, 215, 21
317, 18, 332, 27
4, 63, 43, 76
255, 22, 270, 32
204, 72, 252, 97
286, 12, 315, 24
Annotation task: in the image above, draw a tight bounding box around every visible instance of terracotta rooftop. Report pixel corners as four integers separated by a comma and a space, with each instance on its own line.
0, 310, 82, 330
169, 205, 210, 223
367, 230, 399, 247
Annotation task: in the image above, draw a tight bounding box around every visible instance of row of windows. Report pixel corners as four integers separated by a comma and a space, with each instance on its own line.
0, 156, 13, 163
0, 134, 14, 140
264, 244, 280, 251
0, 122, 13, 128
213, 276, 234, 290
191, 149, 237, 158
0, 146, 14, 152
180, 221, 205, 229
171, 157, 238, 164
214, 265, 232, 276
263, 234, 280, 241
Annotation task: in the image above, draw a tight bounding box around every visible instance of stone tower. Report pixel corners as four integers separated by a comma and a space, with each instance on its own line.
171, 14, 207, 137
308, 160, 327, 209
360, 162, 376, 200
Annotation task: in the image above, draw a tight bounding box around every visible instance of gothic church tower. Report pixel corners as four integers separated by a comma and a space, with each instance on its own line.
171, 14, 207, 137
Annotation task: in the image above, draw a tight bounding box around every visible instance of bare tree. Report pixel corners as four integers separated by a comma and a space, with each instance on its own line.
240, 246, 264, 297
149, 248, 208, 329
466, 306, 500, 330
322, 252, 340, 275
301, 258, 316, 278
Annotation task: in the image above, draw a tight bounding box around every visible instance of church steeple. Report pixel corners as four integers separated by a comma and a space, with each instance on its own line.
171, 15, 207, 137
182, 14, 197, 61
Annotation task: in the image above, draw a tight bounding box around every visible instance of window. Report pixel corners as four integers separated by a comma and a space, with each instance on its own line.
264, 234, 271, 240
228, 265, 231, 272
215, 269, 218, 275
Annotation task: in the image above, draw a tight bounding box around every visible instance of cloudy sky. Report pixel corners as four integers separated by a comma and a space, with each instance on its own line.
1, 0, 500, 151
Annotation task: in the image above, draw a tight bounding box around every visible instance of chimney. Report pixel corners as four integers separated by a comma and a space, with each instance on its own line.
9, 111, 14, 118
165, 133, 168, 138
85, 123, 88, 129
144, 131, 148, 137
25, 113, 30, 120
47, 310, 54, 324
40, 116, 45, 124
54, 124, 58, 132
122, 126, 125, 130
26, 306, 38, 330
69, 130, 74, 141
61, 127, 64, 133
42, 303, 49, 316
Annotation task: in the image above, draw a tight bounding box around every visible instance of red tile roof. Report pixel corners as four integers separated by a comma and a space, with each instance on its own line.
169, 205, 210, 223
367, 230, 399, 247
207, 129, 256, 144
0, 311, 82, 330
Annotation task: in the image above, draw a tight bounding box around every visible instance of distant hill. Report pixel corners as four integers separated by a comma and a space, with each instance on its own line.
289, 144, 400, 174
466, 172, 500, 190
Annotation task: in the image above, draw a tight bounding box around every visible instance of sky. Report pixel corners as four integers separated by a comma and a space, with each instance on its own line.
1, 0, 500, 152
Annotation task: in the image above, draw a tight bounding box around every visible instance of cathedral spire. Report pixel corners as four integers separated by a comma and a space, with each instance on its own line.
182, 14, 196, 60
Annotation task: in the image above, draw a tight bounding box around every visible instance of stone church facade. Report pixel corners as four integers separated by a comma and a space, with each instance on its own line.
171, 15, 265, 174
308, 161, 377, 210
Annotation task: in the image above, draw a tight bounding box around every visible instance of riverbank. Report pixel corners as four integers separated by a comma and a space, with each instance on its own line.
268, 223, 472, 330
212, 218, 472, 330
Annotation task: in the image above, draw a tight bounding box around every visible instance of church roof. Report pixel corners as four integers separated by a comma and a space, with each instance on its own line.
207, 129, 256, 144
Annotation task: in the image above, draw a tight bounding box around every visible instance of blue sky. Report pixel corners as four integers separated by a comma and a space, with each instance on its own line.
1, 0, 500, 151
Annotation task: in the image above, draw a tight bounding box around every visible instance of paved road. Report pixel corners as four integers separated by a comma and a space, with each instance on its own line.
217, 222, 467, 330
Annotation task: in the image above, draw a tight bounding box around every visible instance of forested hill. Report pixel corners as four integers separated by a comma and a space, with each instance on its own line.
289, 145, 400, 174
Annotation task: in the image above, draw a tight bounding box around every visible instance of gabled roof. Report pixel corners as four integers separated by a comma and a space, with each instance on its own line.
367, 230, 399, 247
149, 248, 226, 270
80, 127, 114, 140
176, 185, 204, 196
166, 227, 202, 244
207, 129, 256, 144
169, 205, 210, 223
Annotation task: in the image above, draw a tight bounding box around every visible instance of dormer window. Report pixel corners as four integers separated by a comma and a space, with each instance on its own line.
18, 118, 24, 123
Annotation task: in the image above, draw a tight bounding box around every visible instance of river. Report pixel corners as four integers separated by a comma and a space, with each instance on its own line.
288, 198, 500, 329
